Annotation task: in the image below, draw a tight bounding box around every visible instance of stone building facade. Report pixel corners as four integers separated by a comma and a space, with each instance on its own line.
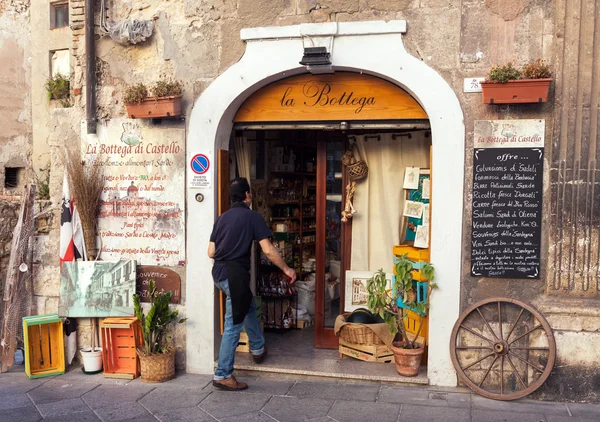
1, 0, 598, 402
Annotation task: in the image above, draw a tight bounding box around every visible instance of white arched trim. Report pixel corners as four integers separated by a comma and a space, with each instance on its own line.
186, 21, 465, 386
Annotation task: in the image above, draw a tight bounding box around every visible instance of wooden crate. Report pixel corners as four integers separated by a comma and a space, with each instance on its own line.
297, 319, 313, 329
100, 317, 143, 379
23, 314, 65, 379
338, 339, 394, 363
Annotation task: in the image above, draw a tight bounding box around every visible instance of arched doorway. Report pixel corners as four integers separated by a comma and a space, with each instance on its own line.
186, 21, 464, 387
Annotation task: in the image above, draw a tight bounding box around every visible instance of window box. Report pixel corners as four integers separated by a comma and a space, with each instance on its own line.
481, 78, 552, 104
125, 95, 182, 119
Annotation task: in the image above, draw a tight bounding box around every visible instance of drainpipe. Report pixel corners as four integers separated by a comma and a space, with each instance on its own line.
85, 0, 96, 134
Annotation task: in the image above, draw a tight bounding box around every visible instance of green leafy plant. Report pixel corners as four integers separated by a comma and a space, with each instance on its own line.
151, 79, 183, 98
124, 83, 149, 105
522, 58, 551, 79
45, 73, 71, 107
487, 62, 522, 83
133, 280, 187, 355
34, 164, 51, 200
367, 256, 436, 349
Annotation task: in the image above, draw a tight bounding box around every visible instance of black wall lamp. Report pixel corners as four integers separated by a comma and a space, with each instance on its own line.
300, 46, 334, 74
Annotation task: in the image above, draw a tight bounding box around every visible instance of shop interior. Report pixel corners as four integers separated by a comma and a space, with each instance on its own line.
226, 127, 432, 379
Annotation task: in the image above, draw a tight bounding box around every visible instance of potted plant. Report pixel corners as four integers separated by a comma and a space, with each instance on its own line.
481, 59, 552, 104
133, 279, 186, 383
124, 79, 183, 118
45, 73, 72, 107
367, 257, 436, 377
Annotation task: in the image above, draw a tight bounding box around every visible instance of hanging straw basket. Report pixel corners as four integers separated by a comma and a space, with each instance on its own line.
339, 324, 383, 345
137, 348, 176, 383
343, 143, 368, 181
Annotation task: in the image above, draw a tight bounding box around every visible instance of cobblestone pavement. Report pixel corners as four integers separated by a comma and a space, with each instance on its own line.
1, 368, 599, 421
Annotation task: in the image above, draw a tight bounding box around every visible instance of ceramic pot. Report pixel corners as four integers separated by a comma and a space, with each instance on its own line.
80, 347, 103, 372
481, 78, 552, 104
390, 341, 424, 377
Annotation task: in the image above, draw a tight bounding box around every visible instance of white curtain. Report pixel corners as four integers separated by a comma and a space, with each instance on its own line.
234, 136, 251, 184
351, 132, 431, 272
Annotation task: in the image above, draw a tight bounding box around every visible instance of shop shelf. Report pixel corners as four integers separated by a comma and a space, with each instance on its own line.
100, 317, 143, 380
23, 314, 65, 379
393, 245, 430, 262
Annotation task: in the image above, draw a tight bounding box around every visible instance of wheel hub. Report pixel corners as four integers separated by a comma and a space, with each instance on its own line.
493, 341, 509, 355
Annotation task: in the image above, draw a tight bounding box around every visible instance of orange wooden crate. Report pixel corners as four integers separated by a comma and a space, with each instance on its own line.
100, 317, 143, 379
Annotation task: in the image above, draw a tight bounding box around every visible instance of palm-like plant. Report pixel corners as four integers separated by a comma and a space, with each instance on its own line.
367, 255, 436, 349
133, 280, 186, 355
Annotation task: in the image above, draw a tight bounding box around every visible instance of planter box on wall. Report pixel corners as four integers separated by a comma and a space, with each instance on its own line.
481, 79, 552, 104
126, 95, 182, 119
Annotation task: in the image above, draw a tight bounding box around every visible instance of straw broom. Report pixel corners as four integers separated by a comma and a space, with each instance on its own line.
64, 150, 104, 261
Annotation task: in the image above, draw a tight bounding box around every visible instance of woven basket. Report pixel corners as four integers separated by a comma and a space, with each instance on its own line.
137, 348, 175, 383
343, 144, 368, 181
339, 324, 383, 345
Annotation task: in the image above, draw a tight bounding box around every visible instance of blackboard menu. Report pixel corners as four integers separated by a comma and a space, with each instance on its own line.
471, 147, 543, 278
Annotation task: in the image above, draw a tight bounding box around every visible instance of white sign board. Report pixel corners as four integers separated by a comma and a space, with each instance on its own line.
474, 119, 545, 149
463, 77, 485, 93
83, 120, 186, 266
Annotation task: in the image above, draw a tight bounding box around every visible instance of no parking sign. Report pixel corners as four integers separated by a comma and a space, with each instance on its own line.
189, 154, 212, 188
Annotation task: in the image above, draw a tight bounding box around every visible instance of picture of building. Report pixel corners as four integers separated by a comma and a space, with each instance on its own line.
59, 260, 136, 317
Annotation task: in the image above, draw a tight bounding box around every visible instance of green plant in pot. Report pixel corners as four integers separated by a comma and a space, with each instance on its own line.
481, 58, 553, 104
367, 256, 436, 377
133, 280, 186, 383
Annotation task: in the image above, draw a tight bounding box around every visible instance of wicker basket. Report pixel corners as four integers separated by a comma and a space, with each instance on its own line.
343, 144, 368, 181
339, 324, 383, 345
137, 348, 176, 383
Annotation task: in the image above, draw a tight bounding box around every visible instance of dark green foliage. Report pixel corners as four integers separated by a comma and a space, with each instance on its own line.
488, 62, 522, 83
133, 280, 187, 355
45, 74, 71, 107
366, 255, 436, 350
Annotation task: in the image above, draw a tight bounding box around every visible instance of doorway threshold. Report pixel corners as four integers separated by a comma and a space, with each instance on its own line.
228, 328, 427, 384
232, 353, 428, 384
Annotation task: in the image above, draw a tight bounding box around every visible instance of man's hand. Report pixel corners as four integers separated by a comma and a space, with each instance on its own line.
283, 266, 297, 284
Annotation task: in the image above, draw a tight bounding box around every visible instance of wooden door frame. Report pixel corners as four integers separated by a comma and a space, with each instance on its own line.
314, 135, 351, 349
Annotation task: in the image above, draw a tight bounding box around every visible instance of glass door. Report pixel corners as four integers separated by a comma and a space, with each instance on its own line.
314, 137, 346, 348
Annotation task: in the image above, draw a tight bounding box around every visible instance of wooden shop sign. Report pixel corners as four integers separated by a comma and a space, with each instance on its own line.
234, 72, 428, 122
136, 265, 181, 304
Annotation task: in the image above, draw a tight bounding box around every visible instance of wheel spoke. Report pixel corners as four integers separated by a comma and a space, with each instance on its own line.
509, 325, 543, 345
455, 346, 493, 350
510, 347, 549, 351
509, 351, 545, 373
505, 308, 524, 342
462, 351, 495, 371
476, 308, 499, 340
506, 354, 527, 389
500, 355, 504, 395
498, 302, 503, 341
478, 355, 499, 388
460, 324, 495, 344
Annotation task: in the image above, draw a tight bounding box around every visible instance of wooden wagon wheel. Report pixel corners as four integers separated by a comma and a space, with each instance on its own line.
450, 298, 556, 401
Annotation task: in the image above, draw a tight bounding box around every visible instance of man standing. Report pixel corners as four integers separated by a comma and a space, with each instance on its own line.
208, 177, 296, 391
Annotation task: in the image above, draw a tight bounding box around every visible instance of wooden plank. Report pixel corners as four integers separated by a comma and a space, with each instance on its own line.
217, 149, 230, 336
234, 72, 428, 122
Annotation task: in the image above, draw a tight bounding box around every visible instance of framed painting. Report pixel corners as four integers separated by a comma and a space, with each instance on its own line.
344, 270, 393, 313
59, 260, 137, 317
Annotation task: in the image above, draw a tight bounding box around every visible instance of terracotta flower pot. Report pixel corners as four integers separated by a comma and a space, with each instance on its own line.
126, 95, 182, 119
390, 341, 424, 377
481, 78, 552, 104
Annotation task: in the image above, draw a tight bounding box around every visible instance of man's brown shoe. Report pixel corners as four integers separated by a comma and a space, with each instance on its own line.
253, 346, 267, 364
212, 376, 248, 391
